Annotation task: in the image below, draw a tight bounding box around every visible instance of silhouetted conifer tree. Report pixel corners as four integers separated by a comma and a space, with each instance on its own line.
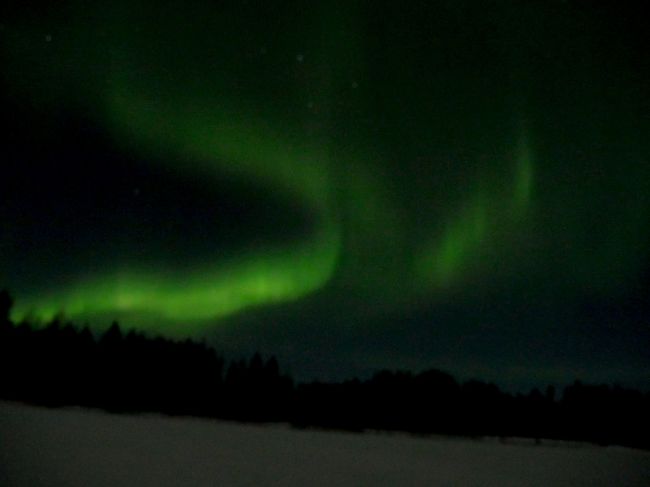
0, 289, 13, 328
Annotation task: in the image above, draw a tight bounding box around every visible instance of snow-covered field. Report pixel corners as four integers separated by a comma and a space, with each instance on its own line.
1, 401, 648, 486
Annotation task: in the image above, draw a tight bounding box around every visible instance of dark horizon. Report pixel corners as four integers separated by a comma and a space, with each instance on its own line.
2, 299, 649, 451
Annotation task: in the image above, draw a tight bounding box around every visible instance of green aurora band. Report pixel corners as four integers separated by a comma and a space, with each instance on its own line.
3, 1, 648, 336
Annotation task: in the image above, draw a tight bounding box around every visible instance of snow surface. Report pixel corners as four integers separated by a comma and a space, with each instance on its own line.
1, 401, 648, 486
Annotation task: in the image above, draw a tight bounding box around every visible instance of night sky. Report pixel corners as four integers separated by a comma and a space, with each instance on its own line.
1, 1, 649, 389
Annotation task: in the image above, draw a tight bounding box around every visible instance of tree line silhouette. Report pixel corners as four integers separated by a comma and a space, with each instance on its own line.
1, 289, 648, 449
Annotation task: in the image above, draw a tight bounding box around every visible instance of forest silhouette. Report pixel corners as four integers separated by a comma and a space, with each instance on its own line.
1, 289, 648, 450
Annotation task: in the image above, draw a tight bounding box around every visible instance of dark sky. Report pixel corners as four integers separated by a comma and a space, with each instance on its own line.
1, 0, 649, 389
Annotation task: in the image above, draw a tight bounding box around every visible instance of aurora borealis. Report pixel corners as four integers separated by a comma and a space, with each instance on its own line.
1, 1, 649, 387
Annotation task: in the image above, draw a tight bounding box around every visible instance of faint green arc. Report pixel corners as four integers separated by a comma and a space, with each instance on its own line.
11, 93, 343, 330
418, 124, 535, 289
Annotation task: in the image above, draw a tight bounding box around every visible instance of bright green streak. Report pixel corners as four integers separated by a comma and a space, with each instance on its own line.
12, 232, 338, 334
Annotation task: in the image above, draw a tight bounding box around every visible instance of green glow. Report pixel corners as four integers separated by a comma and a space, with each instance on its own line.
9, 96, 345, 329
4, 3, 538, 330
12, 227, 339, 333
421, 199, 488, 288
417, 123, 535, 289
7, 0, 356, 330
15, 1, 650, 338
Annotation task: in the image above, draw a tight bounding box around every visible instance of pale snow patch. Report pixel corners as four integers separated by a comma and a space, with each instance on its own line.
1, 401, 648, 486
